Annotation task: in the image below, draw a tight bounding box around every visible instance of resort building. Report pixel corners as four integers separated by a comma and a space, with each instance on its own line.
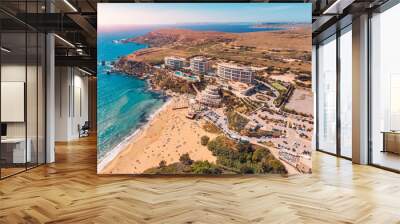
197, 85, 222, 107
217, 63, 256, 83
190, 56, 210, 74
164, 56, 186, 69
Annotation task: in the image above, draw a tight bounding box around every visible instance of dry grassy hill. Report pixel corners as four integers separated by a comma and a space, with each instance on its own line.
122, 26, 312, 72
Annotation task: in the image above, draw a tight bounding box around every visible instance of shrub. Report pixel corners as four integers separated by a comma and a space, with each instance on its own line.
268, 160, 287, 174
207, 136, 287, 174
237, 141, 252, 153
227, 111, 249, 132
260, 155, 287, 174
201, 136, 210, 146
159, 160, 167, 168
252, 148, 268, 162
144, 162, 179, 174
192, 161, 221, 175
179, 153, 193, 165
239, 164, 255, 174
208, 136, 230, 154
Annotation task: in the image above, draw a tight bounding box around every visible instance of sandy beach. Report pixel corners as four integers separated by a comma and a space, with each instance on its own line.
100, 96, 217, 174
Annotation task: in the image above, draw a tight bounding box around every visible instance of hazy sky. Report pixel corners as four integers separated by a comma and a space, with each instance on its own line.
98, 3, 311, 27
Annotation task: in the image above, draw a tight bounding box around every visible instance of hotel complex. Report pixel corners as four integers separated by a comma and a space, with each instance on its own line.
217, 63, 255, 83
164, 56, 256, 84
190, 56, 210, 74
164, 56, 186, 69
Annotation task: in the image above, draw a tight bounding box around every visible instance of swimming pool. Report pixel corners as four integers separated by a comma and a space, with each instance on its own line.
174, 71, 199, 82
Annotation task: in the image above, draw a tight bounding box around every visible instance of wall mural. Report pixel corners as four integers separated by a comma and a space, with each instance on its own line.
97, 3, 313, 175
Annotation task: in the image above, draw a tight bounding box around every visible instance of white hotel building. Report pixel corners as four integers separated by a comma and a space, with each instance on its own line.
217, 63, 255, 83
190, 56, 210, 74
164, 56, 186, 69
197, 85, 222, 107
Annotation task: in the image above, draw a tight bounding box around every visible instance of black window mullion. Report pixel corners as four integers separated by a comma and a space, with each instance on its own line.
315, 45, 319, 151
24, 0, 28, 171
336, 28, 341, 157
367, 11, 373, 165
36, 0, 39, 167
0, 23, 2, 179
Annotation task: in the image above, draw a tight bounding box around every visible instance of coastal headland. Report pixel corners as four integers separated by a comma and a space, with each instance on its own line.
119, 27, 311, 72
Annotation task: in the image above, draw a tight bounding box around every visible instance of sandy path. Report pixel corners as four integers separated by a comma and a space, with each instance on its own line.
100, 97, 217, 174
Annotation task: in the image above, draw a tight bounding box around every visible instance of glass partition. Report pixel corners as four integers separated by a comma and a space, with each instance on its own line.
27, 31, 38, 169
0, 2, 46, 179
370, 3, 400, 171
38, 32, 46, 165
317, 35, 337, 154
1, 31, 28, 177
339, 26, 352, 158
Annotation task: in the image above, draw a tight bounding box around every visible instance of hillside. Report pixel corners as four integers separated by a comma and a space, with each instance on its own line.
123, 28, 236, 47
121, 26, 312, 72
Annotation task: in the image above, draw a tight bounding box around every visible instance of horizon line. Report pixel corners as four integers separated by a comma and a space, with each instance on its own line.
98, 21, 311, 28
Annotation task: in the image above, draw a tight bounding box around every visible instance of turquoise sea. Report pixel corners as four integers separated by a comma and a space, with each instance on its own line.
97, 29, 166, 162
97, 24, 285, 162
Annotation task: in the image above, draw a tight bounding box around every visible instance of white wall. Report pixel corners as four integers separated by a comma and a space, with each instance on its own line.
1, 64, 26, 138
1, 64, 42, 138
317, 36, 337, 154
55, 66, 69, 141
339, 28, 353, 158
54, 67, 89, 141
1, 63, 46, 164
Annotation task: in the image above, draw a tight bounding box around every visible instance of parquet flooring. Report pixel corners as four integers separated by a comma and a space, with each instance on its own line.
1, 135, 400, 223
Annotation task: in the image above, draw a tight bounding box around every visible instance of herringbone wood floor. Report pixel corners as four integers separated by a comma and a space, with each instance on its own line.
1, 135, 400, 224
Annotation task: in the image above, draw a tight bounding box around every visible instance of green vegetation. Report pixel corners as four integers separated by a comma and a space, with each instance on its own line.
144, 159, 190, 174
143, 153, 221, 174
252, 148, 268, 162
273, 83, 294, 107
242, 129, 281, 138
144, 136, 287, 175
201, 136, 210, 146
271, 81, 287, 94
207, 136, 287, 174
192, 161, 222, 174
227, 111, 249, 133
179, 153, 194, 165
151, 71, 195, 94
